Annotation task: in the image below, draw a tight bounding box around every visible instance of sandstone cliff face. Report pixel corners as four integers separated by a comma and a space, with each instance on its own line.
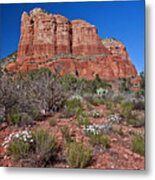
6, 8, 138, 81
71, 20, 109, 55
102, 38, 131, 62
17, 8, 108, 61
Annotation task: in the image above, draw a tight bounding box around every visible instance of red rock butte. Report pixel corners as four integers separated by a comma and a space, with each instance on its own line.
6, 8, 139, 81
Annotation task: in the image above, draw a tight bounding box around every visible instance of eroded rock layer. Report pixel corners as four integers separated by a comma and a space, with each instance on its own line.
6, 8, 138, 81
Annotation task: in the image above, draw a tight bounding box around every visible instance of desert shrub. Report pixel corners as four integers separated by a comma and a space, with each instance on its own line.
105, 101, 113, 110
90, 74, 111, 93
113, 95, 124, 104
119, 77, 132, 92
26, 68, 52, 80
60, 74, 111, 95
120, 101, 134, 119
132, 134, 144, 156
133, 100, 145, 110
8, 111, 33, 127
60, 74, 78, 92
32, 129, 56, 156
19, 113, 33, 126
140, 71, 145, 90
0, 69, 65, 126
88, 133, 110, 148
69, 94, 83, 101
66, 142, 92, 168
61, 126, 73, 144
32, 129, 57, 166
128, 118, 138, 126
127, 117, 144, 127
48, 118, 57, 127
7, 140, 30, 160
28, 70, 65, 113
0, 104, 5, 123
60, 74, 88, 95
29, 106, 43, 120
63, 99, 83, 118
0, 75, 19, 116
60, 74, 88, 94
8, 112, 21, 126
87, 102, 94, 111
88, 96, 105, 106
5, 128, 57, 167
76, 111, 90, 126
135, 89, 145, 98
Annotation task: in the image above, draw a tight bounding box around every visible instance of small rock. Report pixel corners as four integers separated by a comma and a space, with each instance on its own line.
133, 153, 141, 159
123, 154, 128, 160
110, 165, 115, 169
0, 122, 8, 130
111, 138, 117, 142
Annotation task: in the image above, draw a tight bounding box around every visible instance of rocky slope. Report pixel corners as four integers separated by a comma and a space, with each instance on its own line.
5, 8, 138, 81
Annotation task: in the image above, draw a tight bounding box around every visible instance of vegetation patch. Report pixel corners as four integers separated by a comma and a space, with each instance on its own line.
76, 110, 90, 126
63, 99, 83, 118
7, 140, 30, 161
6, 129, 57, 167
61, 126, 73, 144
87, 133, 110, 148
66, 142, 92, 168
120, 101, 134, 120
132, 134, 144, 156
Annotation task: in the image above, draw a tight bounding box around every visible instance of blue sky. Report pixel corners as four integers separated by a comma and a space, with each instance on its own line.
0, 1, 145, 73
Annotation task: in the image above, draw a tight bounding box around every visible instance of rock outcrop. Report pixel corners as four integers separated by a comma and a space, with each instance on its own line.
5, 8, 139, 81
71, 20, 109, 55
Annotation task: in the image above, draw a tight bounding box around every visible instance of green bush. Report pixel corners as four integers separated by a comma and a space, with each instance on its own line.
8, 112, 21, 126
66, 142, 92, 168
26, 68, 52, 80
8, 111, 33, 127
19, 112, 33, 126
7, 140, 30, 160
113, 95, 124, 104
32, 129, 57, 166
7, 129, 57, 167
63, 99, 83, 118
88, 133, 110, 148
60, 74, 78, 91
120, 101, 134, 119
90, 74, 111, 93
127, 117, 144, 127
135, 90, 144, 98
60, 74, 111, 95
30, 107, 43, 121
140, 71, 145, 90
89, 97, 104, 106
33, 129, 56, 156
87, 102, 94, 111
119, 77, 132, 92
76, 111, 90, 126
105, 101, 113, 110
132, 134, 144, 156
0, 69, 65, 128
133, 100, 145, 110
61, 126, 73, 144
